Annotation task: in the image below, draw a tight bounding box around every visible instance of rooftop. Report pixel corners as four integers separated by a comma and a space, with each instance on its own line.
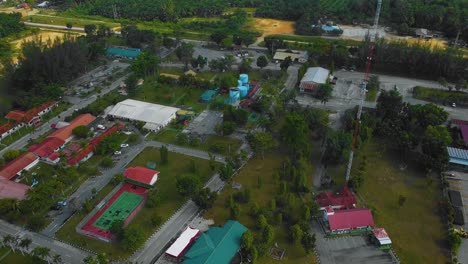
30, 137, 65, 158
0, 152, 39, 180
48, 114, 96, 141
447, 147, 468, 166
300, 67, 330, 86
184, 220, 247, 264
108, 99, 179, 127
166, 227, 200, 258
326, 208, 374, 231
316, 186, 357, 209
106, 47, 141, 58
0, 177, 30, 200
460, 125, 468, 145
124, 166, 160, 186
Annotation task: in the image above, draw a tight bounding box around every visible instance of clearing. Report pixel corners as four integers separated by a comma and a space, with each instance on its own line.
252, 18, 294, 45
352, 141, 448, 263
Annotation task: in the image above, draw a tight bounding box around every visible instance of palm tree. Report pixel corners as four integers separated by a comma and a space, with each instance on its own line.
52, 254, 62, 264
19, 237, 32, 255
2, 235, 14, 250
32, 246, 50, 263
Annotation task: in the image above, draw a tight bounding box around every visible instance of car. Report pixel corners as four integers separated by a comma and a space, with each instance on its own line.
97, 124, 106, 130
120, 144, 129, 148
114, 150, 122, 155
452, 103, 457, 108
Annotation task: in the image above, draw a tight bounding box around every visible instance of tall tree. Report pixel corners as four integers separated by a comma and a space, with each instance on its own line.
256, 55, 268, 69
175, 42, 195, 69
175, 175, 201, 196
131, 51, 159, 77
246, 132, 277, 159
281, 112, 309, 156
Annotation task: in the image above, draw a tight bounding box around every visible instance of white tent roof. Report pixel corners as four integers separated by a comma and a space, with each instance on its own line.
108, 99, 179, 126
55, 121, 70, 129
377, 238, 392, 245
165, 227, 200, 258
301, 67, 330, 84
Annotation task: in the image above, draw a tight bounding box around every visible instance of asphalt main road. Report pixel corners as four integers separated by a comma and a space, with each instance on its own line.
0, 61, 130, 158
0, 219, 90, 262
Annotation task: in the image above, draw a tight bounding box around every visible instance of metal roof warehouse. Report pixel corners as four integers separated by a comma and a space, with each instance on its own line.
108, 99, 179, 132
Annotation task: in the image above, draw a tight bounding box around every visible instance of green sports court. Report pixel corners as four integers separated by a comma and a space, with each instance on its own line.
92, 192, 144, 230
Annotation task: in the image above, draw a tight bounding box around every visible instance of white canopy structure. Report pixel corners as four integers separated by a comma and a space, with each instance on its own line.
108, 99, 179, 131
165, 227, 200, 259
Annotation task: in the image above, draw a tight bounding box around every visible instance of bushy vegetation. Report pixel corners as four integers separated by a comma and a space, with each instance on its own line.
0, 13, 25, 38
413, 86, 468, 107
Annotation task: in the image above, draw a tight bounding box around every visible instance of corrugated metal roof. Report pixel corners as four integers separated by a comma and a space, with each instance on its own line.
108, 99, 179, 127
447, 147, 468, 166
184, 220, 247, 264
123, 167, 159, 186
106, 47, 141, 58
327, 208, 374, 231
300, 67, 329, 85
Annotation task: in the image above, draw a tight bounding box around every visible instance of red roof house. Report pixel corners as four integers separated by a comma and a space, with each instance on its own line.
0, 123, 15, 137
67, 145, 95, 166
48, 114, 96, 142
324, 207, 374, 232
0, 177, 30, 200
46, 152, 60, 163
0, 152, 39, 180
124, 167, 159, 187
316, 186, 357, 209
31, 137, 65, 158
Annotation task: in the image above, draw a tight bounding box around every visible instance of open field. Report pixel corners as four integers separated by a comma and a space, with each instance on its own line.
24, 14, 120, 30
56, 148, 216, 259
205, 151, 318, 264
352, 141, 448, 263
252, 18, 294, 37
11, 30, 83, 49
149, 129, 242, 156
0, 247, 45, 264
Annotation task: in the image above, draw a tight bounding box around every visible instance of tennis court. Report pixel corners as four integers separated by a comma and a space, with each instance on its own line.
92, 191, 144, 230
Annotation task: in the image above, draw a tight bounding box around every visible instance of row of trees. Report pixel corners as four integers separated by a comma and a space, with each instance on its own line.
1, 234, 63, 263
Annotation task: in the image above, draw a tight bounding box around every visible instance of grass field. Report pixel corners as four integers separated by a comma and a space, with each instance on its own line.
24, 14, 120, 29
149, 129, 243, 156
413, 86, 468, 107
365, 88, 379, 102
56, 148, 217, 259
205, 151, 318, 264
352, 141, 448, 263
93, 192, 144, 230
0, 247, 45, 264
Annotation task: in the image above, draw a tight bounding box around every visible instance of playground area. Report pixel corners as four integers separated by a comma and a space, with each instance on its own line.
93, 192, 144, 230
81, 183, 147, 240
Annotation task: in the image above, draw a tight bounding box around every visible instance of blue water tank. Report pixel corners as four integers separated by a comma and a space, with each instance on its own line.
240, 74, 249, 85
229, 88, 240, 103
239, 85, 248, 97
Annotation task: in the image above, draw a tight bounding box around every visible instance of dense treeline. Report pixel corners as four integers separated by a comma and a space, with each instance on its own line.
3, 35, 98, 109
0, 13, 25, 38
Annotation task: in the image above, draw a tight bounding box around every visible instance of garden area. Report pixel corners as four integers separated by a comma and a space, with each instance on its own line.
148, 129, 242, 156
56, 147, 218, 260
413, 86, 468, 107
205, 151, 319, 264
351, 140, 448, 264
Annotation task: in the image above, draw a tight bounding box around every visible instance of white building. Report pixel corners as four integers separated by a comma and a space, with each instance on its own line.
108, 99, 179, 132
273, 49, 308, 63
299, 67, 330, 92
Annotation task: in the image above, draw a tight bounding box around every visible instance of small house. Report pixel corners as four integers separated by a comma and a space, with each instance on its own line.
299, 67, 330, 92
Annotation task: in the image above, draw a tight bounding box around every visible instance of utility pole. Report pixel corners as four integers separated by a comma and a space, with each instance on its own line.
345, 0, 382, 183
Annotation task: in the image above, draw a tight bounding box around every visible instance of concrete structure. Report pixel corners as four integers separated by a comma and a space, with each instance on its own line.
184, 220, 247, 264
448, 147, 468, 170
106, 47, 141, 60
0, 152, 39, 180
165, 226, 200, 261
414, 28, 433, 39
273, 49, 308, 63
124, 167, 159, 188
323, 207, 374, 233
108, 99, 179, 132
299, 67, 330, 92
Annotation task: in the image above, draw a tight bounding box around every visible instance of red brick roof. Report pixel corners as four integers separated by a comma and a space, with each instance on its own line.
372, 228, 389, 239
47, 152, 60, 161
0, 152, 38, 180
124, 167, 159, 186
49, 114, 96, 141
0, 123, 14, 135
316, 186, 357, 209
0, 177, 30, 200
327, 208, 374, 231
67, 145, 94, 166
31, 137, 65, 158
5, 110, 29, 123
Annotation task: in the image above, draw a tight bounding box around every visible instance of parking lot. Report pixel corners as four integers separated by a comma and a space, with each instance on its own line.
183, 110, 223, 136
446, 171, 468, 264
312, 221, 395, 264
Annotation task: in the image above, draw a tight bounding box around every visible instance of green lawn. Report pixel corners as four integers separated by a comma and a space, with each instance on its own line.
131, 78, 207, 112
365, 88, 378, 102
0, 126, 34, 146
56, 148, 217, 260
205, 152, 318, 264
352, 141, 448, 263
149, 129, 243, 156
413, 86, 468, 107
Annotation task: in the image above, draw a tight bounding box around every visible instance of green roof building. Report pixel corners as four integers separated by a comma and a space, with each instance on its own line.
106, 46, 141, 60
183, 220, 247, 264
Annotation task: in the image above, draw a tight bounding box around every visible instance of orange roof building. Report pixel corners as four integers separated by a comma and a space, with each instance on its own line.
48, 114, 96, 142
0, 152, 39, 180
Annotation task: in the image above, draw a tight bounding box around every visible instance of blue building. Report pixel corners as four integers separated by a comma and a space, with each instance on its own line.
106, 46, 141, 60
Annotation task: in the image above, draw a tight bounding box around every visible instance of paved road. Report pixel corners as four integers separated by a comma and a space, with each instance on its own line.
0, 219, 90, 263
24, 22, 85, 32
282, 65, 299, 93
0, 61, 130, 158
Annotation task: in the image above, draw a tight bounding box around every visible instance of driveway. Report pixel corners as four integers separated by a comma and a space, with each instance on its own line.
311, 220, 395, 264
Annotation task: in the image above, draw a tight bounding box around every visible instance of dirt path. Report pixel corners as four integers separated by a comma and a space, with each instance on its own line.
252, 18, 294, 46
